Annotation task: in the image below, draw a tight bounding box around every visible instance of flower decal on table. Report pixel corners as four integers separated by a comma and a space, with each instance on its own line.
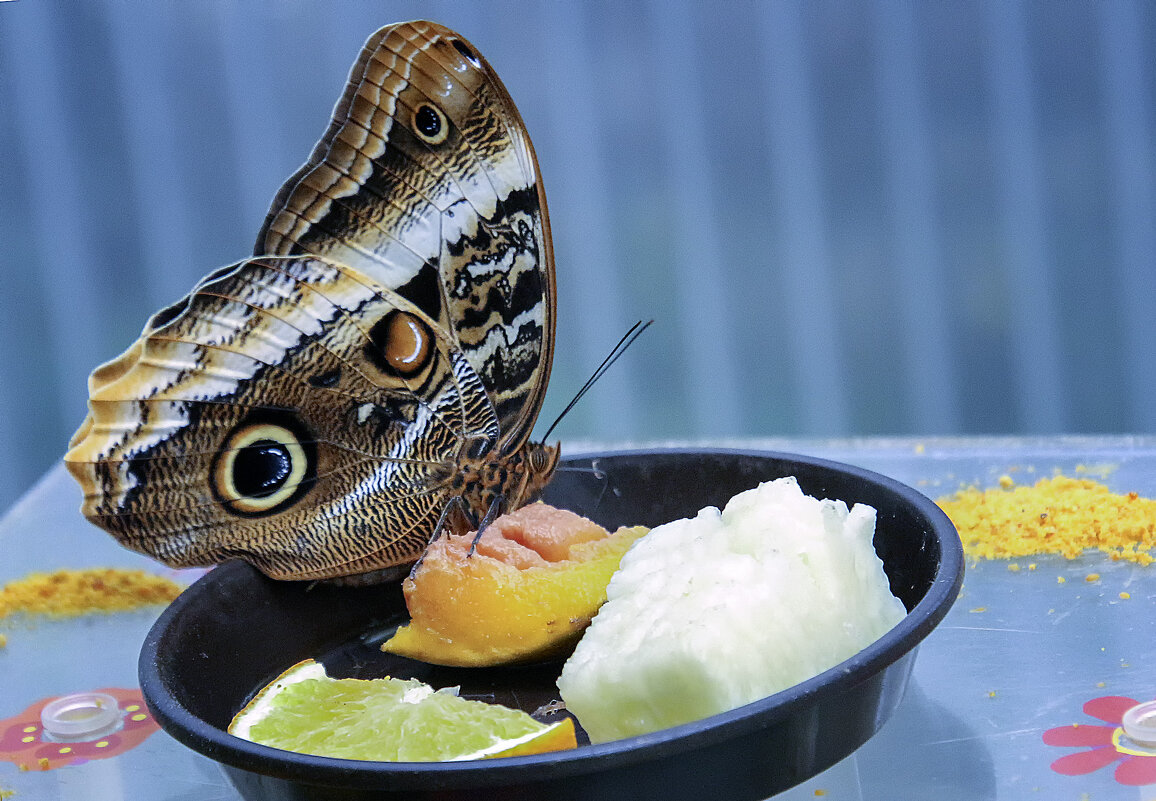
1043, 695, 1156, 787
0, 687, 159, 771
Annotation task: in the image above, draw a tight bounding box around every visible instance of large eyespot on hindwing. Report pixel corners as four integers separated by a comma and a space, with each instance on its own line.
211, 416, 316, 517
411, 103, 449, 145
366, 310, 435, 379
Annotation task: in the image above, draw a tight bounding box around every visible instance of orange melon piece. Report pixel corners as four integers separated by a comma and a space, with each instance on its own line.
382, 502, 647, 667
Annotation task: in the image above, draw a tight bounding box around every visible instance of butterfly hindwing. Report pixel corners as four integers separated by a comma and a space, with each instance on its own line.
67, 255, 500, 579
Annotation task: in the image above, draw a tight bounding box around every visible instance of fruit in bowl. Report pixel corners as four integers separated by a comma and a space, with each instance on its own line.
140, 450, 963, 801
381, 503, 647, 667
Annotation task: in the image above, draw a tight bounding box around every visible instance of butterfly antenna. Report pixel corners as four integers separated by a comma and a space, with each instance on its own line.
541, 320, 653, 441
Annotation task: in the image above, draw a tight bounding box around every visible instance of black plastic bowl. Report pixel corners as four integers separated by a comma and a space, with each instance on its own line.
139, 449, 963, 801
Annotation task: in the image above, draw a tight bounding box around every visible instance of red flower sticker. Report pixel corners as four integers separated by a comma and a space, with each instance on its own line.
0, 688, 160, 771
1043, 695, 1156, 787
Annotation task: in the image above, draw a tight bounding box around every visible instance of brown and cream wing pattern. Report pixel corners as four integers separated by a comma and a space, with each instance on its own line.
64, 21, 557, 582
257, 20, 555, 454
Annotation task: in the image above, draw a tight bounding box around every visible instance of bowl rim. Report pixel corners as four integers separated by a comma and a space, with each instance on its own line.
139, 446, 964, 790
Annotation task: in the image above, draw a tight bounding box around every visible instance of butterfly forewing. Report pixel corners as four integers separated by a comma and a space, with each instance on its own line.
65, 21, 556, 581
257, 21, 555, 453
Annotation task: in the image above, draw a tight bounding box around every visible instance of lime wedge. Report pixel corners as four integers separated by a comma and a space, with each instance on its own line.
229, 660, 575, 761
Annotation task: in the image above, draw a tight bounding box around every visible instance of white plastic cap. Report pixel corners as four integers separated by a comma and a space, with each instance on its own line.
1122, 700, 1156, 748
40, 692, 122, 742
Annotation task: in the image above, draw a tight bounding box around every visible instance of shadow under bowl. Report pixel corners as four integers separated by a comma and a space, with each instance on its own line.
139, 448, 963, 801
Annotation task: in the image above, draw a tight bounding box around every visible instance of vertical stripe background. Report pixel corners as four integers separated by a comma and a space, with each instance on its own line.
0, 0, 1152, 511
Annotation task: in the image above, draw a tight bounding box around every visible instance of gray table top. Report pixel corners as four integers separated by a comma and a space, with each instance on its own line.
3, 436, 1155, 800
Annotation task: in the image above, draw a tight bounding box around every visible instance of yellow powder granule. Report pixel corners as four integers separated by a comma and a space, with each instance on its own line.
938, 475, 1156, 564
0, 568, 183, 620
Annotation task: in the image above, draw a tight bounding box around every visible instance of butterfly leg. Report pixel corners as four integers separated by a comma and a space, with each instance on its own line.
467, 494, 507, 557
433, 496, 477, 540
408, 497, 476, 578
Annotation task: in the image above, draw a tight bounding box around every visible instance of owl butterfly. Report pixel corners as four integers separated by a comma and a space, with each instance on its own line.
64, 20, 559, 583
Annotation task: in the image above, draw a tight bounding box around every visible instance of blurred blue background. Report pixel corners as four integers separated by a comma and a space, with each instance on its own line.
1, 0, 1154, 512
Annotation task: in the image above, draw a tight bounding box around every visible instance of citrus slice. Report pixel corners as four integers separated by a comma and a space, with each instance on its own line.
229, 660, 575, 761
382, 503, 648, 667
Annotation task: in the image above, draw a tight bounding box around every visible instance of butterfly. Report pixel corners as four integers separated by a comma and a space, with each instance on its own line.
64, 20, 559, 583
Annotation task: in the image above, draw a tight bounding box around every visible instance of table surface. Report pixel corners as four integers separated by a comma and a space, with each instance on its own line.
2, 436, 1155, 801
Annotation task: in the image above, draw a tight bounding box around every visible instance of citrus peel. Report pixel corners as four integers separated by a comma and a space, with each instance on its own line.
228, 659, 575, 761
382, 502, 648, 667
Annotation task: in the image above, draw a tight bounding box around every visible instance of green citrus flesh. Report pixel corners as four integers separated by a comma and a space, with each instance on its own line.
233, 664, 564, 762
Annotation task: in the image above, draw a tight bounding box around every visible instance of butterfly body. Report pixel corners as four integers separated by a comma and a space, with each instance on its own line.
64, 21, 558, 582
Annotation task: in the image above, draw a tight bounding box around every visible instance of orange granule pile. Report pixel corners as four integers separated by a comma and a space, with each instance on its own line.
0, 568, 183, 620
937, 475, 1156, 565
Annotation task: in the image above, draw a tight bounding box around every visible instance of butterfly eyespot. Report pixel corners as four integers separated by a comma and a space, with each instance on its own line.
451, 39, 481, 68
412, 104, 448, 145
213, 422, 312, 516
368, 310, 434, 378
